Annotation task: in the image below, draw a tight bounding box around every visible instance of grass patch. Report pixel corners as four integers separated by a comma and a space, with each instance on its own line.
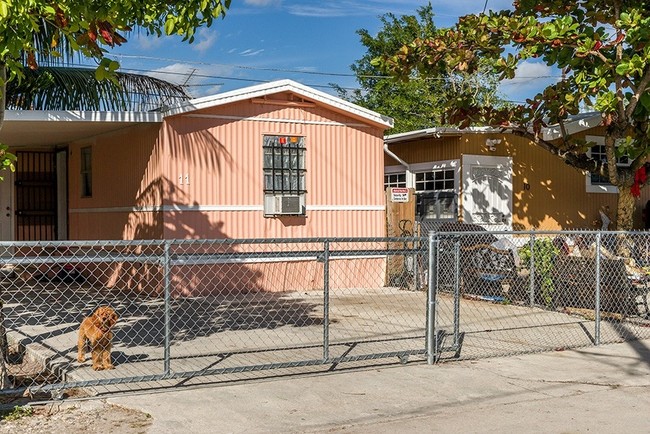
1, 405, 33, 421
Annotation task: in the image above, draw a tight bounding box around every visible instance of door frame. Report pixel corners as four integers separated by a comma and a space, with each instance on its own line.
0, 169, 14, 242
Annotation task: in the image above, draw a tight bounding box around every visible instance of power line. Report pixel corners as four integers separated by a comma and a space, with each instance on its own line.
109, 53, 563, 81
110, 54, 360, 78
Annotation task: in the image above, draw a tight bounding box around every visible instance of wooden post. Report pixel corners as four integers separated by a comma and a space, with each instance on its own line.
385, 187, 416, 287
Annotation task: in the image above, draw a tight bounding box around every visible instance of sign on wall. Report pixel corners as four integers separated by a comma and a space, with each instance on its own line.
390, 187, 409, 203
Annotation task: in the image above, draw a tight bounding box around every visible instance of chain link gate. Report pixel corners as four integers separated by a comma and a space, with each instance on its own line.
0, 237, 432, 397
427, 230, 650, 363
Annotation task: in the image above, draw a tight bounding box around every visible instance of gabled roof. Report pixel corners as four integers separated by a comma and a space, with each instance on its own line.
164, 79, 394, 129
384, 112, 603, 144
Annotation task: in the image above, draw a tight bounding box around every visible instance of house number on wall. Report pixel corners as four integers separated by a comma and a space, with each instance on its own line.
179, 174, 190, 185
523, 182, 530, 191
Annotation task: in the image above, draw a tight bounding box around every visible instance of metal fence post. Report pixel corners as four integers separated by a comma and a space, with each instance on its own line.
426, 231, 438, 365
323, 240, 330, 362
529, 231, 536, 306
453, 239, 461, 347
595, 233, 602, 346
163, 241, 172, 375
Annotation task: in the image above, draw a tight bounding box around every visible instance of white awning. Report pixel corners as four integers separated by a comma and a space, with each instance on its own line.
0, 110, 162, 147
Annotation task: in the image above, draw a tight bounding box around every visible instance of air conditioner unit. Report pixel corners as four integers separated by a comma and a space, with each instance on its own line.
264, 195, 305, 216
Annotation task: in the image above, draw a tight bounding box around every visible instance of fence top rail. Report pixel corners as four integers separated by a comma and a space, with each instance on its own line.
430, 229, 650, 237
0, 237, 427, 247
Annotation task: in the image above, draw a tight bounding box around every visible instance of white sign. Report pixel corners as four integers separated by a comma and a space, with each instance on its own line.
391, 187, 409, 203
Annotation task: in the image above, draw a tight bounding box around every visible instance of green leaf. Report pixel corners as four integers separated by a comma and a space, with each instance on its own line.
616, 63, 630, 75
640, 93, 650, 112
164, 16, 176, 35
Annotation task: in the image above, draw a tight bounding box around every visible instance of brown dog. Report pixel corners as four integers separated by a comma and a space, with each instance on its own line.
77, 306, 118, 371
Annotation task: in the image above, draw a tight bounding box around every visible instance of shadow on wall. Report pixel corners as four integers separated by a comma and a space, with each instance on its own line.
166, 119, 234, 174
87, 175, 266, 297
510, 151, 618, 230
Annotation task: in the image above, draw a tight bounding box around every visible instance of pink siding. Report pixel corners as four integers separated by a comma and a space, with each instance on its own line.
161, 97, 387, 239
66, 91, 390, 294
85, 258, 385, 296
68, 124, 165, 240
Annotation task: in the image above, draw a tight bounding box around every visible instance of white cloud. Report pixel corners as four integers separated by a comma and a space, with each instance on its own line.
499, 60, 561, 102
244, 0, 280, 5
131, 32, 165, 51
275, 1, 410, 17
240, 48, 265, 57
193, 30, 218, 53
147, 63, 236, 97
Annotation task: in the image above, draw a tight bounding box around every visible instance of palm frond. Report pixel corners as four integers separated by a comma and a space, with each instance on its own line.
5, 67, 190, 111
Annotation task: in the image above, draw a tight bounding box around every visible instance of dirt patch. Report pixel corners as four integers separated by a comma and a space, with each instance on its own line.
0, 401, 153, 434
0, 347, 151, 434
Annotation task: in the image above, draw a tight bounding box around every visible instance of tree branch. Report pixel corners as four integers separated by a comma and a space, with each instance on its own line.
508, 128, 600, 173
626, 66, 650, 118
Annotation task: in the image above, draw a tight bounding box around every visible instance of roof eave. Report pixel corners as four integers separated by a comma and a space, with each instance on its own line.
164, 79, 393, 129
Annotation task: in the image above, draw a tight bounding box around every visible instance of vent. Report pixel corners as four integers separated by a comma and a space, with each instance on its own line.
264, 195, 305, 216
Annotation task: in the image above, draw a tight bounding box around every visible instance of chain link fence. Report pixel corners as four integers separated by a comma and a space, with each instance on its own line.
0, 231, 649, 398
0, 237, 429, 397
431, 230, 650, 362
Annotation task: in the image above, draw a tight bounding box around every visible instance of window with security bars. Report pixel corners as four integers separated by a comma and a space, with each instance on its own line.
384, 172, 406, 190
263, 135, 306, 195
589, 143, 629, 185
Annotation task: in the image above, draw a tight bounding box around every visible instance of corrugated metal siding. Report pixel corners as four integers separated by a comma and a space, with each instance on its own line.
68, 124, 164, 239
162, 98, 387, 238
386, 130, 620, 230
385, 136, 462, 164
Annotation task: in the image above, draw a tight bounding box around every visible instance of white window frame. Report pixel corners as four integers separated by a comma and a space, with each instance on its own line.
585, 135, 631, 194
409, 159, 461, 221
384, 165, 408, 190
409, 159, 461, 194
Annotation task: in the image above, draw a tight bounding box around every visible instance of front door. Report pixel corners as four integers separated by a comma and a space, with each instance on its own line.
462, 155, 513, 231
15, 151, 58, 241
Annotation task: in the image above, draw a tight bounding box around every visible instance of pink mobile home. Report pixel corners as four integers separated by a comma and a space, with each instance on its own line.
0, 80, 394, 294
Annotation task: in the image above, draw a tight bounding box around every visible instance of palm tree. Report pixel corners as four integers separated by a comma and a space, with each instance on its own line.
0, 19, 193, 389
6, 66, 191, 112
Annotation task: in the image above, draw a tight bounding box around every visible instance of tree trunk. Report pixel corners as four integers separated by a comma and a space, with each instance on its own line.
616, 185, 635, 231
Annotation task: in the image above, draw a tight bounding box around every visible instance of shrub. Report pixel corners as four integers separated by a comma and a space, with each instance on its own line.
518, 238, 560, 307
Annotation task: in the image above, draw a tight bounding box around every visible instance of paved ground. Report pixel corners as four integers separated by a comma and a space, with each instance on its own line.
92, 338, 650, 433
6, 284, 649, 390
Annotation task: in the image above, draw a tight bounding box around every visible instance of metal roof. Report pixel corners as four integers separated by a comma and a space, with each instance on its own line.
164, 79, 394, 129
384, 112, 603, 144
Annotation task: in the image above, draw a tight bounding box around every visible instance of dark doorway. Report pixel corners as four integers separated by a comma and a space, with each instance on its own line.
15, 151, 57, 240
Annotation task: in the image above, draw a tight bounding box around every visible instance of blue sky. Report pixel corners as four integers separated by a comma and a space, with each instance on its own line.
99, 0, 560, 102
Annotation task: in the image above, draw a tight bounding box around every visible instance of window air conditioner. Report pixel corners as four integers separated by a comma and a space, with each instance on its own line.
264, 195, 305, 216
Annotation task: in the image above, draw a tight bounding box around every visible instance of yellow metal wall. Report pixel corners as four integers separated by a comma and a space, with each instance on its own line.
386, 129, 622, 230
